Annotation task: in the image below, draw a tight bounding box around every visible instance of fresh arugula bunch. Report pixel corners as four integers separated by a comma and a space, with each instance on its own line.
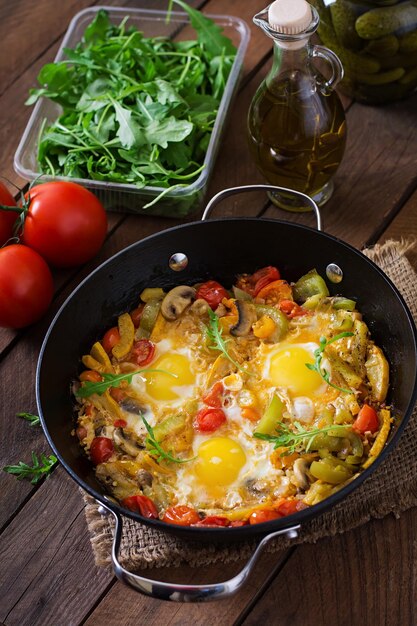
306, 332, 354, 393
254, 421, 350, 456
27, 4, 236, 207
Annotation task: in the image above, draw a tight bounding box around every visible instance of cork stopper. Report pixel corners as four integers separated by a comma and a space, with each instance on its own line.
268, 0, 312, 41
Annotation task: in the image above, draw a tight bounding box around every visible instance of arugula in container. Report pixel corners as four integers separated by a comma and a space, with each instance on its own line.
27, 3, 237, 208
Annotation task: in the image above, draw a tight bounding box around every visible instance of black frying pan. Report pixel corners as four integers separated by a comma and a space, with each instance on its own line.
36, 185, 417, 601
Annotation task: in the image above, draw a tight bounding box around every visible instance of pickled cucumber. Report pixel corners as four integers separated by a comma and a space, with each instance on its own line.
356, 66, 405, 84
380, 51, 417, 67
330, 1, 363, 50
364, 34, 399, 56
355, 2, 417, 40
399, 66, 417, 84
399, 30, 417, 51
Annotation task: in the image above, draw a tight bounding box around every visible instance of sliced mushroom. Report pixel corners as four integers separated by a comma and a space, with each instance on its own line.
113, 427, 144, 457
96, 461, 139, 500
94, 424, 114, 438
292, 458, 310, 490
120, 397, 146, 415
190, 298, 210, 316
230, 301, 257, 337
246, 478, 269, 495
137, 468, 153, 488
161, 285, 196, 320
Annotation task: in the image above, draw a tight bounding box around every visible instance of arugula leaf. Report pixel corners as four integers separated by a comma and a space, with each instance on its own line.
169, 0, 236, 58
3, 452, 57, 485
141, 415, 194, 465
305, 332, 354, 393
205, 309, 252, 375
254, 422, 350, 456
17, 412, 40, 426
76, 368, 177, 398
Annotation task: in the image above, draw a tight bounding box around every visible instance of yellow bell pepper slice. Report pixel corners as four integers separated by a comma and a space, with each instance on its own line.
112, 313, 135, 360
81, 354, 106, 373
362, 409, 392, 468
91, 341, 113, 371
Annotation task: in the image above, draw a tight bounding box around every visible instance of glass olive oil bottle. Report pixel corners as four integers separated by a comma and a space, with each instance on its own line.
248, 0, 347, 211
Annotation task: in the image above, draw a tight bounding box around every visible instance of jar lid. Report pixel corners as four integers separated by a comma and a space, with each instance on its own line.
268, 0, 312, 35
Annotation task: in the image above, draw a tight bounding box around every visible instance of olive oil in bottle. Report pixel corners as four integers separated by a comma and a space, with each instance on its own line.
248, 0, 347, 211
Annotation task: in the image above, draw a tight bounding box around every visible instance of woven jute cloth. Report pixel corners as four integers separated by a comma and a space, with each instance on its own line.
83, 239, 417, 570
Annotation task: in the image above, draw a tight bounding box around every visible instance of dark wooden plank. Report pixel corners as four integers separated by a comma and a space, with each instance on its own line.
84, 550, 289, 626
241, 508, 417, 626
0, 468, 113, 626
0, 0, 96, 97
378, 191, 417, 267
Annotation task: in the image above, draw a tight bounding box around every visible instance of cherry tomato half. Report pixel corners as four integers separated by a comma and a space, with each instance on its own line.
275, 498, 308, 517
102, 327, 120, 353
20, 181, 108, 268
131, 339, 155, 366
193, 516, 230, 527
79, 370, 102, 383
279, 299, 307, 318
236, 266, 281, 297
0, 244, 53, 328
130, 304, 145, 328
163, 505, 200, 526
256, 280, 293, 304
194, 407, 227, 433
0, 182, 18, 246
202, 382, 224, 408
196, 280, 229, 310
353, 404, 379, 434
113, 419, 127, 428
249, 509, 282, 525
89, 437, 114, 465
122, 495, 158, 519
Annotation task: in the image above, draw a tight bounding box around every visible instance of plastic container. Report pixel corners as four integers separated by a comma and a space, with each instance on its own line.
14, 6, 250, 217
312, 0, 417, 105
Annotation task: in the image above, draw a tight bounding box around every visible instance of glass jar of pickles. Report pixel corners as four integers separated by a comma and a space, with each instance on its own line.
312, 0, 417, 104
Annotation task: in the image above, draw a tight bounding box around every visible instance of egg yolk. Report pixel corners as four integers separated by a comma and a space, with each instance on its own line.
194, 437, 246, 487
145, 353, 194, 401
269, 346, 324, 396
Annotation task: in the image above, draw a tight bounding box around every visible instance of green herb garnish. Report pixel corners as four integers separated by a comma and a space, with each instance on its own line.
205, 308, 251, 375
27, 7, 236, 206
254, 421, 350, 456
141, 415, 194, 465
3, 452, 58, 485
305, 332, 354, 393
17, 412, 40, 426
76, 368, 176, 398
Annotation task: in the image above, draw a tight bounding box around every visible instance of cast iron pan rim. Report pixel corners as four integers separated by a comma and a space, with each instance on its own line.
36, 217, 417, 538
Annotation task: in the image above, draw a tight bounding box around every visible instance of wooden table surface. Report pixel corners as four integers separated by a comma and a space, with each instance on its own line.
1, 1, 417, 624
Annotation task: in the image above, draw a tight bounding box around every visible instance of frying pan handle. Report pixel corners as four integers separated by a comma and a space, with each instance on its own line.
202, 185, 322, 231
98, 502, 300, 602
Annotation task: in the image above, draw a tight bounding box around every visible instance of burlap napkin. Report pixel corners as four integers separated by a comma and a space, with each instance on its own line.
82, 239, 417, 570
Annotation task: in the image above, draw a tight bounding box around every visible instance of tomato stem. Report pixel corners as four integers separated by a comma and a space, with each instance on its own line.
0, 204, 25, 213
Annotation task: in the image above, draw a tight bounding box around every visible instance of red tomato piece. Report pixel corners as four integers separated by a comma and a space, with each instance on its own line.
202, 382, 224, 408
353, 404, 379, 434
102, 327, 120, 353
275, 499, 308, 517
113, 419, 127, 428
163, 505, 200, 526
76, 426, 87, 441
79, 370, 102, 383
196, 280, 229, 310
229, 520, 250, 527
249, 509, 282, 525
0, 182, 19, 246
194, 408, 227, 433
20, 181, 108, 268
236, 266, 281, 297
109, 387, 126, 403
0, 244, 53, 328
90, 437, 114, 465
122, 495, 159, 519
252, 266, 281, 296
279, 299, 307, 318
194, 516, 230, 527
130, 304, 145, 328
256, 280, 293, 304
131, 339, 155, 366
